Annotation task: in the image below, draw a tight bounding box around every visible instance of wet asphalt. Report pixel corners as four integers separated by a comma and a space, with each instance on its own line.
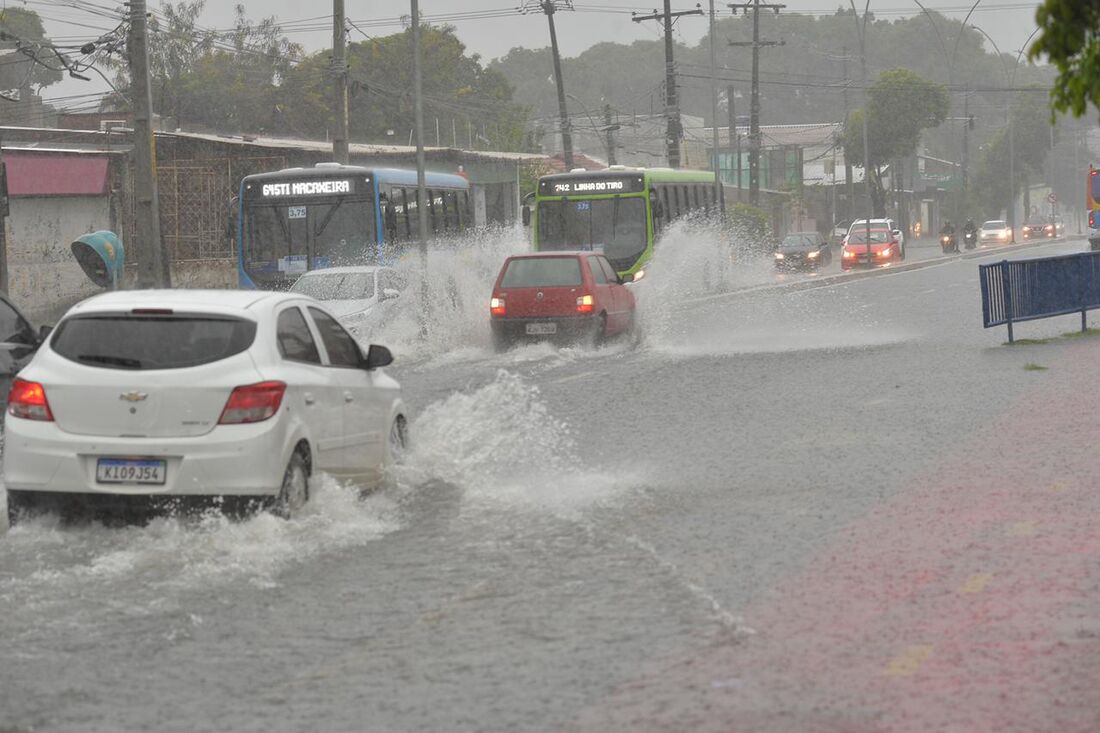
2, 236, 1098, 732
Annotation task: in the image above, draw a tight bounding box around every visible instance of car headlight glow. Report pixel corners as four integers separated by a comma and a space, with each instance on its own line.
774, 252, 785, 259
807, 251, 820, 258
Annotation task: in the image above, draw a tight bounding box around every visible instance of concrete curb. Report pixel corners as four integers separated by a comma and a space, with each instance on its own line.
678, 236, 1085, 307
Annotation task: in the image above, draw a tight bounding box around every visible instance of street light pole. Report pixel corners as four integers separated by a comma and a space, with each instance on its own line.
847, 0, 873, 251
412, 0, 430, 337
1007, 27, 1042, 241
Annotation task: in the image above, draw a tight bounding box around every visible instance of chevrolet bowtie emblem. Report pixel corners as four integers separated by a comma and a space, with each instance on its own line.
119, 391, 148, 402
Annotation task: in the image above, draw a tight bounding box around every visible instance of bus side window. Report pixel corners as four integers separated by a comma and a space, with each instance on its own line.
443, 190, 459, 231
403, 187, 419, 240
660, 187, 671, 223
672, 186, 682, 219
461, 191, 471, 229
427, 189, 440, 234
382, 189, 399, 243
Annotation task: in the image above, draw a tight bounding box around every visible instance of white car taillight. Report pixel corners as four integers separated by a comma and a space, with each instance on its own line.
7, 378, 53, 421
218, 381, 287, 424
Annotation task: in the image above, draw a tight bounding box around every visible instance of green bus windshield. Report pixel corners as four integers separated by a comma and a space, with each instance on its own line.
537, 197, 647, 272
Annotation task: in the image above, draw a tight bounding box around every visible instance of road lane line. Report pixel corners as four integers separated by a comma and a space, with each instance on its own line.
554, 372, 598, 383
884, 645, 934, 677
958, 573, 993, 594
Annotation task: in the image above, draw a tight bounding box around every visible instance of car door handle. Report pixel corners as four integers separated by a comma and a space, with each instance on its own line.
344, 391, 355, 403
304, 392, 315, 406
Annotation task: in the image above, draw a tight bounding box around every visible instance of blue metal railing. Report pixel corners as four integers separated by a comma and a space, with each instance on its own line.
980, 250, 1100, 342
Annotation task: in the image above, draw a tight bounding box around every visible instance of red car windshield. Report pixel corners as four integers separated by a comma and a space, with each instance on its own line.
847, 230, 890, 244
501, 257, 584, 288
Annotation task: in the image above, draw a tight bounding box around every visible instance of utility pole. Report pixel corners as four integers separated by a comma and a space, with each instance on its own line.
604, 104, 617, 165
709, 0, 723, 208
633, 2, 703, 169
521, 2, 575, 168
961, 90, 971, 221
842, 47, 853, 221
727, 84, 739, 190
729, 0, 785, 206
129, 0, 170, 288
332, 0, 349, 164
412, 0, 430, 337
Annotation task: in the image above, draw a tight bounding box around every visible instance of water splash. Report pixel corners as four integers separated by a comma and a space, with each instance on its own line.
395, 370, 632, 511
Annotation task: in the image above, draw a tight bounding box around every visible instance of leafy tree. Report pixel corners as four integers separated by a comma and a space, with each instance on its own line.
105, 2, 301, 131
0, 8, 63, 91
842, 69, 948, 215
968, 101, 1054, 218
277, 25, 529, 150
1029, 0, 1100, 119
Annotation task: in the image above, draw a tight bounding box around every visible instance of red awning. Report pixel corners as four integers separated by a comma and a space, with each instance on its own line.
4, 152, 109, 196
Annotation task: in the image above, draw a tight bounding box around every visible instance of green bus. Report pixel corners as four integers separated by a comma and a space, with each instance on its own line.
527, 166, 723, 276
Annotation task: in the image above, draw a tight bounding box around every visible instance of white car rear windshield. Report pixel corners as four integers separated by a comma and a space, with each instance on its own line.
51, 313, 257, 370
501, 258, 583, 287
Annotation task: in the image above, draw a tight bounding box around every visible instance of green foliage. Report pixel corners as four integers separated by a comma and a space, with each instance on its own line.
968, 101, 1054, 219
1029, 0, 1100, 119
841, 69, 948, 215
728, 202, 771, 249
0, 8, 62, 90
278, 25, 528, 149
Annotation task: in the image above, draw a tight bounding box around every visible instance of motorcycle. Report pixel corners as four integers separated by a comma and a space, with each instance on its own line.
940, 233, 959, 254
963, 230, 977, 250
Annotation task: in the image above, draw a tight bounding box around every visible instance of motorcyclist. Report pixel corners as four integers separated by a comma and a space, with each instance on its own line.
940, 220, 958, 252
963, 219, 977, 248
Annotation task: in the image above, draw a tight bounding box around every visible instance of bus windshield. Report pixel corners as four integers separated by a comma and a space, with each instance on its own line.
538, 197, 647, 271
242, 190, 376, 284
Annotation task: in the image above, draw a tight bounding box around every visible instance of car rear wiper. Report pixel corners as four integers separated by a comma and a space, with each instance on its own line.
77, 354, 143, 368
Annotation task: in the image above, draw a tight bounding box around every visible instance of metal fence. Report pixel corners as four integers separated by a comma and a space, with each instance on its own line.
124, 156, 288, 263
979, 250, 1100, 342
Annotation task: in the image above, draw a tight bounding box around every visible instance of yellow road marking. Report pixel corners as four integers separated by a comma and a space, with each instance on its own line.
885, 645, 933, 677
959, 573, 992, 594
1006, 520, 1037, 537
1046, 482, 1069, 494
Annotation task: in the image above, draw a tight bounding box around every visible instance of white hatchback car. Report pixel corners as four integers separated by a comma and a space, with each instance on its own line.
290, 266, 405, 337
979, 219, 1012, 244
4, 290, 407, 524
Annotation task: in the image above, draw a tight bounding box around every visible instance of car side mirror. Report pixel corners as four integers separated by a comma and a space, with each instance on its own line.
363, 344, 393, 370
893, 229, 902, 238
521, 205, 531, 227
37, 324, 53, 344
381, 288, 400, 301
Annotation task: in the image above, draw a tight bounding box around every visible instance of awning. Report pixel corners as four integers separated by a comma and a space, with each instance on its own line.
4, 152, 110, 196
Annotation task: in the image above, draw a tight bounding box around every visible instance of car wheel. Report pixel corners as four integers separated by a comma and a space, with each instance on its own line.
273, 450, 309, 519
379, 415, 408, 490
587, 314, 607, 349
491, 329, 510, 354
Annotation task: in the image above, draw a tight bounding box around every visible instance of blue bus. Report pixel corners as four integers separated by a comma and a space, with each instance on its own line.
237, 163, 471, 289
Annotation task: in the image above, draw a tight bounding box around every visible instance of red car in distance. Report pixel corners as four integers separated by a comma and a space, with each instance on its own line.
841, 227, 903, 270
489, 252, 637, 351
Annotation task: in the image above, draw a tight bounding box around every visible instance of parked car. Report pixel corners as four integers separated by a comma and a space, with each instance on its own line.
489, 252, 636, 351
841, 228, 901, 270
1021, 217, 1056, 240
289, 265, 405, 337
978, 220, 1012, 244
774, 232, 832, 270
4, 290, 407, 524
848, 218, 905, 254
0, 293, 48, 413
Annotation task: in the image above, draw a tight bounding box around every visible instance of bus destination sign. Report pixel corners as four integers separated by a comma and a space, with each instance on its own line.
539, 176, 643, 196
260, 179, 355, 197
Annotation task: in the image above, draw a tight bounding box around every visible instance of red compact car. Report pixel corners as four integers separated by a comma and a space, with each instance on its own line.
841, 228, 903, 270
489, 252, 637, 351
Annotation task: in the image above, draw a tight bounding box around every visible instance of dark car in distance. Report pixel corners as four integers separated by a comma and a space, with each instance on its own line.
774, 232, 832, 270
489, 252, 637, 351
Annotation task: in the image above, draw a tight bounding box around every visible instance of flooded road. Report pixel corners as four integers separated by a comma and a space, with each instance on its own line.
3, 236, 1097, 732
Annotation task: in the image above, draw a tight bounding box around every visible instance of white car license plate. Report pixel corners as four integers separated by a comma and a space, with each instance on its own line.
96, 458, 167, 485
526, 322, 557, 335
